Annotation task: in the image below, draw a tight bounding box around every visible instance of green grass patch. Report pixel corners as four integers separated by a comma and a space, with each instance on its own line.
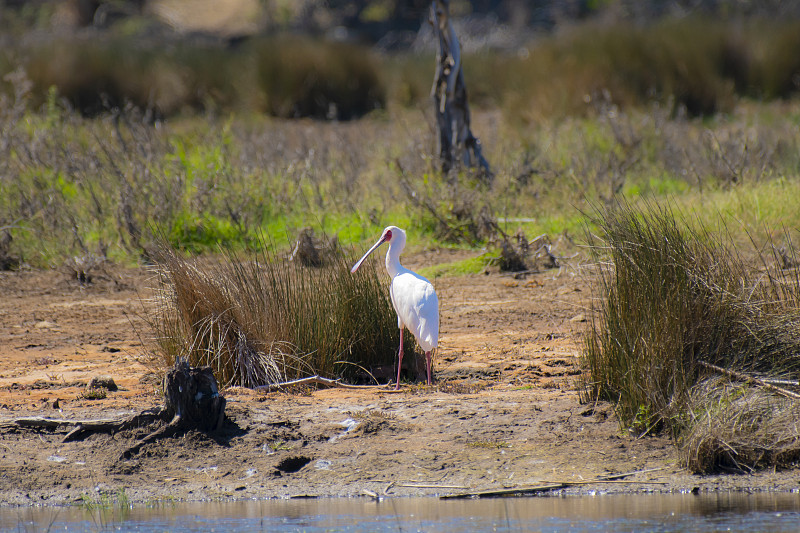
2, 72, 800, 270
168, 213, 253, 254
417, 252, 497, 279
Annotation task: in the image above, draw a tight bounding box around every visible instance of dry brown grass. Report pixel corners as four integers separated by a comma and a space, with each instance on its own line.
682, 377, 800, 474
145, 238, 406, 388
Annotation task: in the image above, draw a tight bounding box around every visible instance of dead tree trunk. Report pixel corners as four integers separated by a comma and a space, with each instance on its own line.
430, 0, 491, 182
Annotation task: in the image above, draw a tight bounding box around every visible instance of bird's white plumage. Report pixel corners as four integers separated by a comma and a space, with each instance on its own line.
351, 225, 439, 387
390, 270, 439, 352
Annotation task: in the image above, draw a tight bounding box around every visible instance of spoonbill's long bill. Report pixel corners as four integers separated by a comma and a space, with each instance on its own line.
351, 226, 439, 389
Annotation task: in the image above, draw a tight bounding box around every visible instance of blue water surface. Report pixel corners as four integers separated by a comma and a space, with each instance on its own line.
4, 492, 800, 532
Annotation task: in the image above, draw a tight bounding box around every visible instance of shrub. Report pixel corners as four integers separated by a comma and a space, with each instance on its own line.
23, 36, 196, 116
14, 33, 385, 119
5, 17, 800, 121
747, 20, 800, 99
505, 17, 740, 120
251, 35, 385, 119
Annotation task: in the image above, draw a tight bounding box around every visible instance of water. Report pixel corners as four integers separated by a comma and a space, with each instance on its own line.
4, 493, 800, 532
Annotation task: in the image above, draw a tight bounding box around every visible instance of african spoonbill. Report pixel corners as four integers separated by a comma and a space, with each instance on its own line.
351, 226, 439, 389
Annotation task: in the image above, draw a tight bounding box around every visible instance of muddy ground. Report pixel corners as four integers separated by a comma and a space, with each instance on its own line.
1, 251, 799, 507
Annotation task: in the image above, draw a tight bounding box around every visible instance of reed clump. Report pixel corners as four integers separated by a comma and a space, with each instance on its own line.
146, 238, 410, 388
582, 200, 800, 472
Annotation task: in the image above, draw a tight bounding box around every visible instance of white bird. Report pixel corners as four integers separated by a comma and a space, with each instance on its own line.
351, 226, 439, 390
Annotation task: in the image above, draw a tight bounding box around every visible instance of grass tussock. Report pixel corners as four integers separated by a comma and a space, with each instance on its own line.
146, 238, 413, 388
583, 199, 800, 471
681, 377, 800, 474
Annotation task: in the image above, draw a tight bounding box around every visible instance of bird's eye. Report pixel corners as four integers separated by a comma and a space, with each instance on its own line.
385, 230, 392, 241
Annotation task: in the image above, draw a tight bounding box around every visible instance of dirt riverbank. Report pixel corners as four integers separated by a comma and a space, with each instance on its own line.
1, 254, 798, 506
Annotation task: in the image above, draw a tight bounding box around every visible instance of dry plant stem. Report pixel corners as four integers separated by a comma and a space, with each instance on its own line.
699, 361, 800, 400
253, 375, 393, 392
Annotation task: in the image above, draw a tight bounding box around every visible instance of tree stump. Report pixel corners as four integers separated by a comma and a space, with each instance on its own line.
119, 361, 226, 460
430, 0, 492, 181
163, 361, 226, 433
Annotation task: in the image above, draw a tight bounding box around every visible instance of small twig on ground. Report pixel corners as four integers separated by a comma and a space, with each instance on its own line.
441, 483, 566, 499
395, 483, 471, 490
699, 361, 800, 400
597, 466, 669, 480
253, 375, 391, 392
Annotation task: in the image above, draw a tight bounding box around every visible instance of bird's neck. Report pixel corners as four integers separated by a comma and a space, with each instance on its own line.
385, 245, 405, 278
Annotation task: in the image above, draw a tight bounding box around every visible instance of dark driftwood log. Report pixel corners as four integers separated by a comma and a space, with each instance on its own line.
430, 0, 491, 180
0, 411, 163, 440
440, 467, 669, 499
62, 409, 166, 443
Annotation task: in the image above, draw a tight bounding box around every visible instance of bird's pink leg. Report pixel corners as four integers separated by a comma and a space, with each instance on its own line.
426, 351, 432, 386
395, 329, 404, 390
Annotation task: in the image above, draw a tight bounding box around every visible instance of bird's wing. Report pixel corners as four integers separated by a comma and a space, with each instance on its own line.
391, 272, 439, 352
